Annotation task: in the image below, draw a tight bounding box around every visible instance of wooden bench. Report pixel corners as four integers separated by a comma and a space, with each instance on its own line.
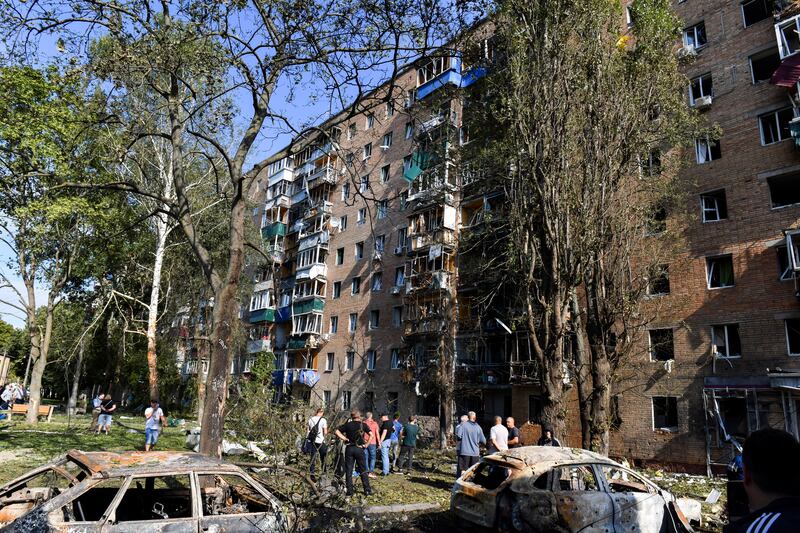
7, 403, 55, 422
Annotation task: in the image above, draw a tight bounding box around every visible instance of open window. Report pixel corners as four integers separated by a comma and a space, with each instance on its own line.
742, 0, 772, 28
109, 475, 193, 523
786, 230, 800, 271
711, 324, 742, 358
649, 329, 674, 361
706, 255, 735, 288
750, 47, 781, 83
701, 189, 728, 222
786, 319, 800, 356
758, 107, 794, 145
55, 477, 125, 524
689, 73, 713, 107
647, 264, 670, 295
769, 174, 800, 208
553, 465, 600, 492
652, 396, 679, 431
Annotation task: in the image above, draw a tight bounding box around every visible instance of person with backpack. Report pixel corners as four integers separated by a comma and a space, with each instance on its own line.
334, 409, 373, 496
306, 408, 328, 479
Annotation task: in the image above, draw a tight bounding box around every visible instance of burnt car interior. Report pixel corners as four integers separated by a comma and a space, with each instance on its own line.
60, 478, 123, 523
198, 474, 272, 516
598, 465, 656, 495
0, 459, 88, 525
113, 475, 192, 522
464, 462, 520, 491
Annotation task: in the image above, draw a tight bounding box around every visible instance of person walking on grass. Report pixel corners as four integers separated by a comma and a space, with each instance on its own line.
390, 412, 402, 471
144, 399, 167, 451
378, 413, 394, 476
307, 408, 328, 479
96, 395, 116, 435
398, 415, 420, 474
334, 409, 373, 497
363, 412, 380, 478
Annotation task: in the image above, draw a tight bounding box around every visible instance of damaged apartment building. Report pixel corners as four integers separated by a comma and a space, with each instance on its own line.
232, 0, 800, 472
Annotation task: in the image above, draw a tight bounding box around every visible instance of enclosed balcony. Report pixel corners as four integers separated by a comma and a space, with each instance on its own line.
415, 55, 487, 100
247, 338, 271, 353
292, 297, 325, 314
455, 364, 511, 388
261, 222, 287, 240
249, 308, 275, 323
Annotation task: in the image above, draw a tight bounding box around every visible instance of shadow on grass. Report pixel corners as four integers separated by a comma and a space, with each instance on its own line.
405, 474, 454, 491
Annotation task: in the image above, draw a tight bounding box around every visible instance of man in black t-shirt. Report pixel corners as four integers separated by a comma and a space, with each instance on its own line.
507, 417, 521, 448
378, 413, 394, 475
334, 409, 373, 496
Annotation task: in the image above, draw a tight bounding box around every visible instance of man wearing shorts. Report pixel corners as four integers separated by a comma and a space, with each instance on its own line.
96, 395, 116, 434
144, 399, 167, 451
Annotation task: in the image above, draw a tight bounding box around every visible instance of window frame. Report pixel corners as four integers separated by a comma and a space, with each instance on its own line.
741, 0, 772, 28
758, 107, 795, 145
390, 348, 401, 369
369, 309, 380, 329
706, 254, 735, 289
329, 316, 338, 334
749, 47, 781, 84
683, 21, 708, 50
689, 73, 713, 106
345, 351, 355, 371
648, 328, 675, 362
325, 352, 334, 372
352, 276, 361, 295
651, 396, 679, 432
348, 313, 357, 332
700, 189, 728, 223
711, 323, 742, 359
366, 349, 377, 371
786, 318, 800, 356
695, 137, 721, 163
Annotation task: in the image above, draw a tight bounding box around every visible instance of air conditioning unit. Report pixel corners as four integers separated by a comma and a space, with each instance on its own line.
390, 286, 401, 295
394, 246, 406, 255
694, 95, 712, 109
678, 44, 696, 59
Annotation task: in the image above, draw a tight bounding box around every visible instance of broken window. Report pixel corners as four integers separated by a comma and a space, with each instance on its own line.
197, 474, 272, 516
778, 245, 794, 280
366, 113, 374, 129
363, 143, 372, 160
325, 352, 334, 371
342, 390, 352, 409
652, 396, 678, 431
689, 73, 713, 106
381, 132, 393, 149
395, 266, 405, 287
113, 475, 192, 522
711, 324, 742, 358
683, 21, 707, 49
695, 137, 721, 163
777, 14, 800, 58
649, 329, 674, 361
466, 462, 517, 491
351, 276, 361, 294
742, 0, 773, 27
371, 272, 382, 292
767, 174, 800, 208
716, 396, 749, 444
380, 164, 390, 183
706, 255, 735, 288
347, 123, 356, 140
392, 306, 403, 327
388, 391, 399, 412
786, 318, 800, 355
554, 465, 600, 491
647, 264, 670, 295
348, 313, 357, 332
355, 242, 364, 260
598, 465, 655, 494
759, 107, 794, 145
329, 316, 338, 334
701, 189, 728, 222
377, 200, 388, 219
56, 477, 125, 524
750, 48, 781, 83
390, 348, 401, 369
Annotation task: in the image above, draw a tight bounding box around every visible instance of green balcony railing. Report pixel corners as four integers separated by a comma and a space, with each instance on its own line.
249, 308, 275, 323
261, 222, 287, 240
292, 297, 325, 315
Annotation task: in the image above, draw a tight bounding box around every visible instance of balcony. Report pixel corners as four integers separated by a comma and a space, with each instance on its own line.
292, 297, 325, 315
249, 308, 275, 323
404, 317, 447, 337
409, 228, 456, 251
266, 244, 285, 263
268, 167, 294, 185
403, 151, 436, 182
272, 367, 320, 387
295, 263, 327, 281
407, 271, 451, 292
307, 165, 338, 188
247, 338, 271, 353
275, 305, 292, 323
264, 194, 291, 211
455, 363, 510, 387
415, 55, 487, 100
417, 110, 458, 136
304, 200, 333, 219
261, 222, 287, 240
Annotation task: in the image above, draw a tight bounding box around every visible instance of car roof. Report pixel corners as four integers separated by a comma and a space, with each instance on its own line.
65, 450, 240, 478
484, 446, 623, 473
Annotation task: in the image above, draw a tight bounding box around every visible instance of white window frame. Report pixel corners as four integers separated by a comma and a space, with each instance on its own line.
688, 73, 712, 107
758, 107, 795, 145
390, 348, 401, 369
367, 350, 376, 371
329, 316, 338, 334
741, 0, 771, 28
711, 324, 742, 358
366, 113, 375, 129
345, 352, 355, 371
700, 190, 727, 223
357, 208, 367, 224
347, 123, 356, 140
381, 132, 393, 150
325, 353, 335, 372
359, 175, 369, 192
683, 21, 707, 50
380, 164, 390, 183
395, 266, 405, 287
706, 255, 735, 289
375, 234, 385, 253
377, 200, 388, 219
788, 230, 800, 271
352, 276, 361, 294
363, 143, 372, 160
355, 242, 364, 260
776, 14, 800, 59
695, 137, 720, 164
336, 247, 344, 265
332, 281, 341, 299
340, 215, 348, 231
349, 313, 357, 332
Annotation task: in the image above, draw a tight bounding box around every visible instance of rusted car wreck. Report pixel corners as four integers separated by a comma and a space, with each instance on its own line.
451, 446, 694, 532
0, 450, 287, 532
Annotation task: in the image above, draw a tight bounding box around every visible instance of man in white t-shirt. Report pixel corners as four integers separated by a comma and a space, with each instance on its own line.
487, 416, 509, 454
307, 408, 328, 478
144, 399, 167, 451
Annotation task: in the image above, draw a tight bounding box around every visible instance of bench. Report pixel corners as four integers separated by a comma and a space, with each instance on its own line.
7, 403, 55, 422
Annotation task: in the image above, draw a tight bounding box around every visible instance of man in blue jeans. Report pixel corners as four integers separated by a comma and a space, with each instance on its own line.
363, 412, 380, 478
144, 399, 167, 451
378, 413, 394, 475
391, 413, 403, 470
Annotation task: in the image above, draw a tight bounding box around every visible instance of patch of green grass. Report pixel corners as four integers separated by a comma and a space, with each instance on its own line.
0, 413, 190, 484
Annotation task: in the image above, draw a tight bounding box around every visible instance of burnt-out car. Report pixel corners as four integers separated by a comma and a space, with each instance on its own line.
451, 446, 694, 533
0, 449, 288, 532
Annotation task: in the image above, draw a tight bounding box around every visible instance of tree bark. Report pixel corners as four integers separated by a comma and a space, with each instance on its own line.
27, 297, 55, 424
67, 334, 87, 416
570, 290, 592, 450
584, 269, 612, 455
145, 209, 170, 401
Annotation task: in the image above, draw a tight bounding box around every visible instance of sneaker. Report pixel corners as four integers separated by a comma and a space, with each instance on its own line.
365, 489, 374, 496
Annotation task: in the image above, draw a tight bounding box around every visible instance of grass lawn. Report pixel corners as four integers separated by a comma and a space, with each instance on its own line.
0, 412, 189, 484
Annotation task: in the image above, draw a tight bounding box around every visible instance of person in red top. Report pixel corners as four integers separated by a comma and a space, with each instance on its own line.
363, 411, 380, 478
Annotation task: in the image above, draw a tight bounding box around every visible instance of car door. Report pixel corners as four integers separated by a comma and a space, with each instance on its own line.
550, 464, 616, 533
195, 472, 285, 533
101, 474, 198, 533
596, 464, 667, 533
43, 476, 127, 532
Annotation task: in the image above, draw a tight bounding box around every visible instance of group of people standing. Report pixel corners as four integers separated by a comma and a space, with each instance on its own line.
305, 408, 421, 496
90, 393, 117, 434
0, 382, 25, 409
455, 412, 560, 476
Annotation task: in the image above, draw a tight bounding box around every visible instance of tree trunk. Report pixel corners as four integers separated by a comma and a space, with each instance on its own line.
584, 271, 612, 455
570, 290, 592, 450
198, 200, 246, 457
67, 334, 87, 416
145, 211, 170, 401
27, 299, 55, 424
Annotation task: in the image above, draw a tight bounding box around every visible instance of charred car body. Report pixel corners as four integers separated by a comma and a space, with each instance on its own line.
451, 446, 694, 532
0, 450, 287, 532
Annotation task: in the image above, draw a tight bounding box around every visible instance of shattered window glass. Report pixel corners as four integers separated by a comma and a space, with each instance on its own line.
198, 474, 272, 516
554, 465, 600, 492
113, 475, 192, 522
57, 477, 125, 523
